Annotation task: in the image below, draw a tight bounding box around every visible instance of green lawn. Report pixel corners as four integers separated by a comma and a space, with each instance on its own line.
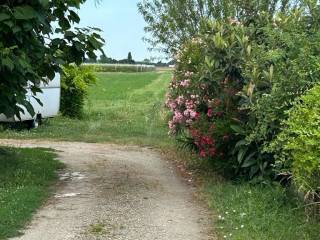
206, 180, 319, 240
0, 72, 173, 147
0, 147, 63, 239
0, 72, 319, 239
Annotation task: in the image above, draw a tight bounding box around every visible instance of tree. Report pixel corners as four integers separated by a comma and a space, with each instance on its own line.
0, 0, 104, 118
99, 54, 108, 63
138, 0, 298, 55
127, 52, 134, 64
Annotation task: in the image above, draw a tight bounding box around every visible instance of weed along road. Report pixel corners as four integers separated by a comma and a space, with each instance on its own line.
1, 139, 213, 240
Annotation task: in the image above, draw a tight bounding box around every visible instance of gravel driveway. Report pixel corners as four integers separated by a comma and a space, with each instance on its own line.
0, 139, 214, 240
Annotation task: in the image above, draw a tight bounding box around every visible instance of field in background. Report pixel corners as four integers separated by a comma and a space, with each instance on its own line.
0, 72, 173, 146
83, 63, 156, 72
0, 147, 62, 239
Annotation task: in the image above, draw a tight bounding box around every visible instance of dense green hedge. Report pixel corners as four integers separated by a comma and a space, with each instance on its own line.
271, 85, 320, 206
61, 65, 97, 119
82, 64, 156, 73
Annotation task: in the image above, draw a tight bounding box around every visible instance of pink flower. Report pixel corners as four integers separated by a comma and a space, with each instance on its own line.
173, 111, 184, 123
169, 102, 177, 111
200, 149, 207, 158
180, 79, 191, 87
184, 71, 194, 78
186, 119, 193, 125
207, 108, 213, 118
208, 148, 217, 157
168, 120, 175, 129
176, 96, 185, 105
185, 99, 195, 109
189, 110, 198, 119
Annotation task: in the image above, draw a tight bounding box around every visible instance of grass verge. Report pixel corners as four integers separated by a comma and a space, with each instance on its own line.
0, 147, 63, 239
206, 180, 319, 240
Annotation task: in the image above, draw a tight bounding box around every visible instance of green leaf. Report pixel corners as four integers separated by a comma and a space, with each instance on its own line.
242, 152, 257, 168
231, 124, 245, 135
39, 0, 50, 7
237, 147, 248, 164
0, 13, 10, 21
2, 58, 14, 71
13, 6, 37, 20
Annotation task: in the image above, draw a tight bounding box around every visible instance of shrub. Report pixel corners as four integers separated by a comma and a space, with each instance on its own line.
166, 20, 249, 175
61, 65, 96, 118
167, 7, 320, 179
270, 85, 320, 208
82, 64, 156, 73
238, 10, 320, 179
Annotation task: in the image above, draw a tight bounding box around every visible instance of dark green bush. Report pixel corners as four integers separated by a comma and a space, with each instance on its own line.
61, 65, 96, 118
238, 9, 320, 179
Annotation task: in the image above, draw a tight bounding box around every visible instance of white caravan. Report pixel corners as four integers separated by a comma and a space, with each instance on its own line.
0, 73, 61, 128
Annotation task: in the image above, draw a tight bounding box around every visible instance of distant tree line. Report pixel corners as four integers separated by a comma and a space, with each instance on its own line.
85, 51, 175, 66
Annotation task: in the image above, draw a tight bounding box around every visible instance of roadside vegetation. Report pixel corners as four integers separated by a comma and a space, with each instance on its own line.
1, 71, 319, 239
140, 1, 320, 236
0, 147, 62, 239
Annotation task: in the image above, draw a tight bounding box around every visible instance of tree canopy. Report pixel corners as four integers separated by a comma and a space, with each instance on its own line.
138, 0, 300, 55
0, 0, 104, 118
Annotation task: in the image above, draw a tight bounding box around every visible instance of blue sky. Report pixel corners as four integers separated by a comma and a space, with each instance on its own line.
77, 0, 164, 61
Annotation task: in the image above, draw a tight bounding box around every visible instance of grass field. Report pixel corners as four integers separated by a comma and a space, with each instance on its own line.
0, 72, 173, 146
0, 72, 319, 239
0, 148, 63, 239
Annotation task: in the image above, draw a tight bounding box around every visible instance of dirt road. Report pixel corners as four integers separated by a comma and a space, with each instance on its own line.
0, 139, 214, 240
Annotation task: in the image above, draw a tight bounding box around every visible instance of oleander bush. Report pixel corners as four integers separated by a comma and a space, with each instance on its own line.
166, 20, 249, 175
82, 64, 156, 72
61, 65, 97, 118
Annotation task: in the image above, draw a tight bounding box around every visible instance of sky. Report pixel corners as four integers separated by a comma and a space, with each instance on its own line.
77, 0, 164, 61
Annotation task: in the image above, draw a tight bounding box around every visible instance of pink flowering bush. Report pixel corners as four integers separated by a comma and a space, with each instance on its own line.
166, 21, 249, 173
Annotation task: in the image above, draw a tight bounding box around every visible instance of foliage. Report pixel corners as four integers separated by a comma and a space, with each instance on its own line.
270, 85, 320, 206
165, 1, 320, 180
0, 147, 62, 239
166, 20, 249, 175
82, 64, 156, 73
233, 4, 320, 180
61, 65, 97, 118
0, 0, 104, 118
138, 0, 296, 55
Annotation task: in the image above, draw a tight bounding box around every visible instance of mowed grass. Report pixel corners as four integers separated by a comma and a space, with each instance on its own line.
0, 147, 63, 239
0, 72, 173, 146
